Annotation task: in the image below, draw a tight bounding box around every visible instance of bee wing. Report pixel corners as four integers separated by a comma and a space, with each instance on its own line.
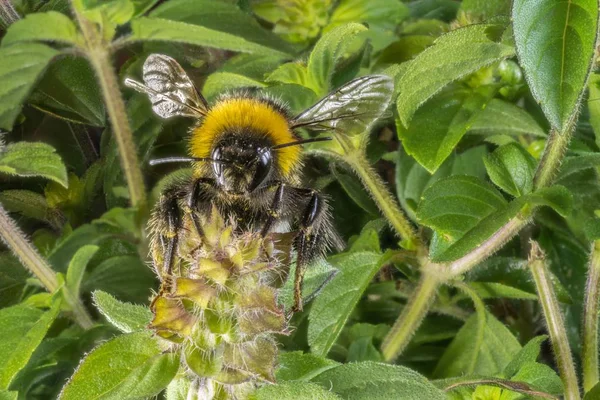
124, 54, 208, 119
291, 75, 394, 135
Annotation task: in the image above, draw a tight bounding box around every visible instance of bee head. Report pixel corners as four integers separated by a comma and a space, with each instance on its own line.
211, 136, 273, 194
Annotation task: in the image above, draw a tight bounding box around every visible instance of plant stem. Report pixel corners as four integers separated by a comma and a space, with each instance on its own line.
345, 150, 420, 249
583, 240, 600, 393
0, 0, 20, 27
529, 241, 580, 400
0, 204, 93, 329
534, 127, 572, 189
71, 6, 147, 212
381, 269, 439, 362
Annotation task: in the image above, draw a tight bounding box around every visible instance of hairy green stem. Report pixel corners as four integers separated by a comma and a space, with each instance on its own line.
381, 269, 439, 362
529, 242, 580, 400
345, 150, 420, 249
534, 127, 572, 189
0, 204, 93, 329
71, 5, 147, 212
0, 0, 20, 27
583, 240, 600, 393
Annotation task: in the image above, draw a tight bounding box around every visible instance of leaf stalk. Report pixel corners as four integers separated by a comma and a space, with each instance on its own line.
529, 241, 580, 400
0, 204, 93, 329
71, 4, 147, 212
583, 240, 600, 393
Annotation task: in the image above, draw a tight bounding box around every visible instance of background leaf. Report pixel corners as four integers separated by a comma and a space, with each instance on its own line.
484, 143, 536, 197
2, 11, 83, 47
0, 302, 60, 389
0, 43, 58, 130
512, 0, 599, 130
396, 24, 514, 126
92, 290, 153, 333
59, 331, 180, 400
254, 381, 342, 400
0, 142, 68, 188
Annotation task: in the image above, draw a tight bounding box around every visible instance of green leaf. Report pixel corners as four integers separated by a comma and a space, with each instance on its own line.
417, 175, 507, 252
202, 72, 265, 102
267, 62, 311, 88
165, 375, 192, 400
254, 381, 342, 400
0, 391, 17, 400
434, 311, 521, 378
0, 254, 29, 308
459, 0, 511, 20
0, 190, 56, 225
92, 290, 153, 333
308, 251, 382, 357
65, 245, 98, 297
0, 302, 60, 389
0, 43, 59, 130
2, 11, 83, 47
503, 336, 547, 377
0, 142, 68, 187
396, 146, 487, 220
484, 143, 536, 197
512, 0, 598, 130
310, 362, 446, 400
585, 382, 600, 399
396, 24, 514, 126
506, 362, 563, 399
307, 23, 368, 95
149, 0, 295, 55
397, 89, 487, 173
129, 17, 289, 57
29, 57, 105, 127
419, 176, 572, 261
59, 331, 180, 400
467, 98, 546, 138
73, 0, 134, 40
277, 352, 339, 382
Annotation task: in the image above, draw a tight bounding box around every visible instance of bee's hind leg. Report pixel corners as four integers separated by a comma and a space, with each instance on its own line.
154, 193, 184, 283
187, 178, 217, 239
291, 189, 330, 313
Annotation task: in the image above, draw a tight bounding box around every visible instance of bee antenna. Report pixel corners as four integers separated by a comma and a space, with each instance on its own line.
149, 157, 229, 166
271, 137, 332, 150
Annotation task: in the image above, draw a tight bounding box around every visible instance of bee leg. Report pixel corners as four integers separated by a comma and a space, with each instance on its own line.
161, 195, 183, 279
260, 182, 285, 237
292, 190, 325, 313
188, 178, 216, 239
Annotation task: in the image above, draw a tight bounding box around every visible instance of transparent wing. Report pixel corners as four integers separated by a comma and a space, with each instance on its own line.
291, 75, 394, 135
124, 54, 208, 119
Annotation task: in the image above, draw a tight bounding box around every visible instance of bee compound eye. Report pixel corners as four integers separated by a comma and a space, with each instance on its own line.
249, 148, 272, 192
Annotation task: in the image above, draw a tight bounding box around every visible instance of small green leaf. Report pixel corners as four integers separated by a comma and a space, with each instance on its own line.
0, 302, 60, 389
585, 382, 600, 399
0, 142, 68, 187
202, 72, 265, 102
0, 43, 59, 130
267, 62, 311, 88
512, 0, 598, 130
326, 0, 408, 33
467, 98, 546, 138
434, 311, 521, 378
129, 17, 289, 57
509, 362, 563, 398
65, 245, 98, 296
29, 57, 105, 127
397, 89, 487, 173
0, 190, 56, 225
92, 290, 153, 333
331, 165, 379, 216
459, 0, 511, 20
0, 254, 29, 308
73, 0, 134, 40
165, 375, 192, 400
277, 352, 339, 382
503, 336, 548, 377
254, 381, 342, 400
149, 0, 295, 55
59, 331, 180, 400
2, 11, 83, 47
0, 391, 17, 400
310, 362, 446, 400
308, 251, 382, 357
307, 23, 367, 95
396, 24, 514, 126
484, 143, 536, 197
417, 175, 507, 251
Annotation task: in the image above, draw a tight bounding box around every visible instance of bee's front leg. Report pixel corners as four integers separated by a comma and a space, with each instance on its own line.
188, 177, 217, 239
260, 181, 285, 236
153, 192, 184, 282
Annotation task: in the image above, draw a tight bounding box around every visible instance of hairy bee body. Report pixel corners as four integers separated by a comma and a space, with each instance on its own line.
125, 54, 393, 311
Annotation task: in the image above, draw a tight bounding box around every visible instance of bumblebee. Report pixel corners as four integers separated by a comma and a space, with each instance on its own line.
125, 54, 393, 311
